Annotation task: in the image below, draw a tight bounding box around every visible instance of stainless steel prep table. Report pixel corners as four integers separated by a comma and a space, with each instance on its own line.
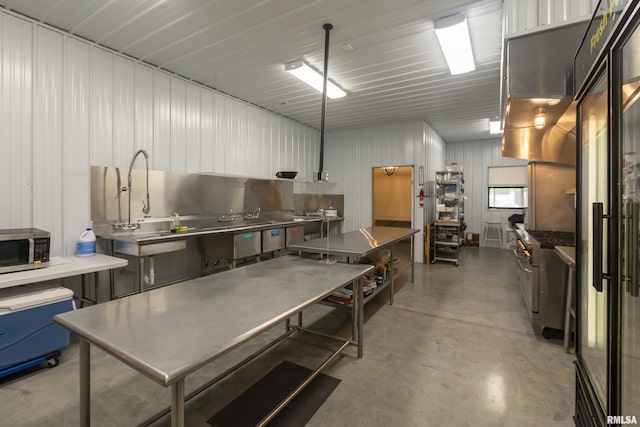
288, 226, 419, 305
54, 255, 372, 427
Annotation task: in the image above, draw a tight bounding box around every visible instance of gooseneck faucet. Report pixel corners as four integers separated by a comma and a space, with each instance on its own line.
117, 149, 150, 230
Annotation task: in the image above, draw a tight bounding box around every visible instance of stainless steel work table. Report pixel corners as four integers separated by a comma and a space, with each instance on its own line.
54, 255, 373, 427
288, 226, 419, 304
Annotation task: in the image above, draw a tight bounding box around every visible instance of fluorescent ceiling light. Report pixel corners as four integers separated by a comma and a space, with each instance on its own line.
284, 60, 346, 99
434, 14, 475, 75
489, 120, 503, 134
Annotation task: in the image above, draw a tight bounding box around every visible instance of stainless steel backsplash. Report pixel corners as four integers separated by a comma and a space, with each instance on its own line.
91, 166, 294, 225
91, 166, 344, 231
293, 194, 344, 217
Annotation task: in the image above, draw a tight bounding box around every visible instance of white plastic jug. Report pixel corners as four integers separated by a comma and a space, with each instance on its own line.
76, 227, 96, 256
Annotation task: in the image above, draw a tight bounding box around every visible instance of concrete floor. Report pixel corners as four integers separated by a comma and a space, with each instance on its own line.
0, 246, 575, 426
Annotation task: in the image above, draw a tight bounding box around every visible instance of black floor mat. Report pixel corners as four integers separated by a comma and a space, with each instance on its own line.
207, 360, 341, 427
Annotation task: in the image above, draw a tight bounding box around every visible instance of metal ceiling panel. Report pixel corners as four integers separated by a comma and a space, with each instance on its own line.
0, 0, 514, 142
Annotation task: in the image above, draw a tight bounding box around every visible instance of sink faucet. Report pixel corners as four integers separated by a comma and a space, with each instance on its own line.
219, 209, 241, 222
244, 207, 261, 220
116, 149, 151, 230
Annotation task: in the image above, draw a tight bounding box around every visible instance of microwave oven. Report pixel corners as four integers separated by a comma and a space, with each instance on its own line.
0, 228, 51, 274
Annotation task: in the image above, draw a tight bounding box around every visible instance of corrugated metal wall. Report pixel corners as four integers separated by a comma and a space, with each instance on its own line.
0, 10, 320, 257
0, 3, 584, 286
504, 0, 597, 36
445, 139, 528, 240
325, 121, 446, 263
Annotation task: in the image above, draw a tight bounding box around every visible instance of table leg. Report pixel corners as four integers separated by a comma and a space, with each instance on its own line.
389, 246, 394, 305
94, 272, 99, 303
171, 379, 185, 427
79, 339, 90, 427
563, 266, 575, 353
109, 240, 116, 300
351, 280, 356, 341
139, 256, 145, 293
81, 275, 87, 308
356, 276, 364, 358
298, 311, 303, 327
410, 233, 415, 283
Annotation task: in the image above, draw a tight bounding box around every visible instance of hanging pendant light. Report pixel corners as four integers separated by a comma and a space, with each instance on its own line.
383, 166, 397, 176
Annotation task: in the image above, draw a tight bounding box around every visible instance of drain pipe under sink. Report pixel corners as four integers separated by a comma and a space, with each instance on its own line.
144, 255, 155, 286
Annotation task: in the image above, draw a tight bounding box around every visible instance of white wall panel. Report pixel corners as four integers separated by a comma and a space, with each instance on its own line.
33, 26, 64, 254
185, 83, 200, 172
0, 7, 319, 262
286, 121, 296, 173
90, 47, 113, 165
1, 14, 32, 228
504, 0, 597, 36
237, 103, 251, 176
63, 37, 90, 255
306, 127, 319, 179
153, 70, 171, 170
134, 63, 154, 156
249, 109, 265, 176
113, 56, 135, 166
170, 76, 186, 172
199, 88, 213, 172
224, 99, 238, 173
424, 123, 446, 188
211, 91, 226, 172
445, 139, 528, 239
272, 117, 284, 173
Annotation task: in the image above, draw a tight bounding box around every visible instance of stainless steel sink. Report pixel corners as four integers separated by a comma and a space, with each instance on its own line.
112, 231, 187, 256
106, 218, 312, 258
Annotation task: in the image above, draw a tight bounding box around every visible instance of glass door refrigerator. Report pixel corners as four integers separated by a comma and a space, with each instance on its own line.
574, 1, 640, 425
618, 17, 640, 423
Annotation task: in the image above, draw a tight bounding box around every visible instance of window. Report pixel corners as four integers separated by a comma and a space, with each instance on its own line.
489, 187, 528, 208
488, 166, 528, 209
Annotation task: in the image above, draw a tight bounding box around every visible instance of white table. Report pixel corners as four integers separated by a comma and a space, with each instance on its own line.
0, 254, 127, 305
54, 255, 372, 427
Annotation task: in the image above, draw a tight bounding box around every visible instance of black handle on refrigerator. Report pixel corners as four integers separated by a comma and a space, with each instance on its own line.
626, 202, 639, 297
593, 202, 604, 292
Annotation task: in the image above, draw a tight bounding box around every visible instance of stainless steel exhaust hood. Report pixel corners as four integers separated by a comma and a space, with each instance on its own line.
501, 21, 588, 166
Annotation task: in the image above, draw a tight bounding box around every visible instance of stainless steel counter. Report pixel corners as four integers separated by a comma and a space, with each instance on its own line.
99, 216, 340, 244
54, 255, 372, 427
289, 226, 419, 304
555, 245, 575, 267
97, 215, 344, 294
